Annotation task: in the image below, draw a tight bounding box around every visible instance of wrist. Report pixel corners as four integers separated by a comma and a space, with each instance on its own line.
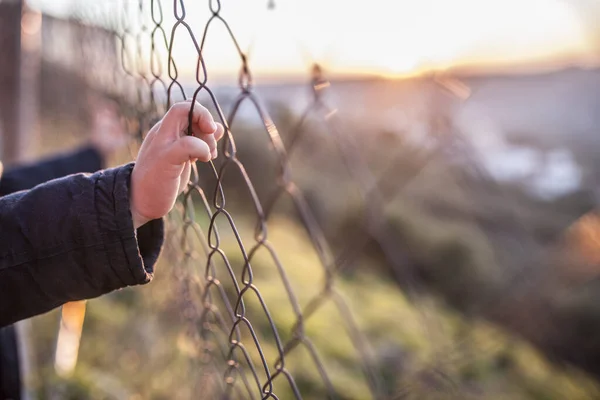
131, 207, 149, 230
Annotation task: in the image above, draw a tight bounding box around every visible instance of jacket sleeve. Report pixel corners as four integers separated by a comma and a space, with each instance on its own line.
0, 163, 164, 327
0, 146, 103, 196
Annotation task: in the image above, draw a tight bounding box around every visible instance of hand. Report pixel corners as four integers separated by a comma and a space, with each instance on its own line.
130, 100, 225, 229
89, 101, 128, 160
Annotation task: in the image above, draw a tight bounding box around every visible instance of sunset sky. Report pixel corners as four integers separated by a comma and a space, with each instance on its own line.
32, 0, 600, 79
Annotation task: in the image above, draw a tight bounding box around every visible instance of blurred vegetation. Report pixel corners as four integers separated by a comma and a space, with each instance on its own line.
28, 217, 600, 399
27, 86, 600, 399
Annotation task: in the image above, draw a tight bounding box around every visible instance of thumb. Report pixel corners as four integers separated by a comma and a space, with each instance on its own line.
166, 135, 212, 165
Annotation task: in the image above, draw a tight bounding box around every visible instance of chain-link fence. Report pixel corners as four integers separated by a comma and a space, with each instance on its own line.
21, 0, 600, 399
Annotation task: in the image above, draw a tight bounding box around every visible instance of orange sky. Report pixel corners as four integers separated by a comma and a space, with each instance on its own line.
32, 0, 600, 79
225, 0, 597, 77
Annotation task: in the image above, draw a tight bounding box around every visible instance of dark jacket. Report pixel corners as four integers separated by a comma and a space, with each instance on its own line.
0, 147, 164, 399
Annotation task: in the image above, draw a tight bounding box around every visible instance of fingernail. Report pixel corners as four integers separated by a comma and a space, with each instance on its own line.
210, 120, 217, 131
212, 149, 218, 159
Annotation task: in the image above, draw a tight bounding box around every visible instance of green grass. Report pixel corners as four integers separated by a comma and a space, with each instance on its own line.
27, 214, 600, 399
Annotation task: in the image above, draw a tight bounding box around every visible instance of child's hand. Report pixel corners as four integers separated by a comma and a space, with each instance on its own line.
130, 100, 224, 228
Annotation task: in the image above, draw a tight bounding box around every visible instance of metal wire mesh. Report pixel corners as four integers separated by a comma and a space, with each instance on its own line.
111, 1, 435, 398
35, 1, 531, 398
29, 0, 600, 399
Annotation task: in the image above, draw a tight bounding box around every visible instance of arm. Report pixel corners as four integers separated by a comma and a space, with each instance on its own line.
0, 147, 103, 196
0, 164, 163, 327
0, 104, 128, 196
0, 100, 223, 327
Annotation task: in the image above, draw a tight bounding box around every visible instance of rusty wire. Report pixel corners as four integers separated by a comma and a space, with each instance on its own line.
122, 1, 413, 398
37, 1, 467, 398
34, 0, 553, 399
159, 1, 385, 396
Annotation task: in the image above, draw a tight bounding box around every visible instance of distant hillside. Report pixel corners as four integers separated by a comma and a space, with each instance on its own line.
191, 67, 600, 198
458, 67, 600, 147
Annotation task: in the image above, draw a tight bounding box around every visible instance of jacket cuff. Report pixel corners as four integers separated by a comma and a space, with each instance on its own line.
94, 163, 164, 287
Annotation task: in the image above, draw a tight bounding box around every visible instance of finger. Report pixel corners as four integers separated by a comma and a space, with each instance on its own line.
178, 161, 192, 194
191, 123, 224, 158
191, 125, 217, 151
166, 135, 211, 165
211, 124, 225, 158
205, 135, 218, 157
214, 123, 225, 141
160, 101, 216, 139
190, 121, 223, 138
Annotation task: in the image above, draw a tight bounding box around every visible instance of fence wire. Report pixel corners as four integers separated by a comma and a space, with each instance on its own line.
29, 0, 600, 399
37, 1, 531, 399
112, 1, 442, 398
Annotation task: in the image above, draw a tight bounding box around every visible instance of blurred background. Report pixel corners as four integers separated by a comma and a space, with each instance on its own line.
2, 0, 600, 399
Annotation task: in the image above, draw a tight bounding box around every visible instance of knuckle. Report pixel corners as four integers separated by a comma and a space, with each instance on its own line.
194, 104, 209, 115
167, 101, 190, 114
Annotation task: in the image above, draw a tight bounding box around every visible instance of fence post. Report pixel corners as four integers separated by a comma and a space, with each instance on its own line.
19, 5, 42, 161
0, 0, 23, 163
0, 4, 39, 400
0, 0, 40, 164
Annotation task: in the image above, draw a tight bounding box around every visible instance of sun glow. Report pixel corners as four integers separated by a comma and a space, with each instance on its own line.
191, 0, 595, 78
31, 0, 597, 79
